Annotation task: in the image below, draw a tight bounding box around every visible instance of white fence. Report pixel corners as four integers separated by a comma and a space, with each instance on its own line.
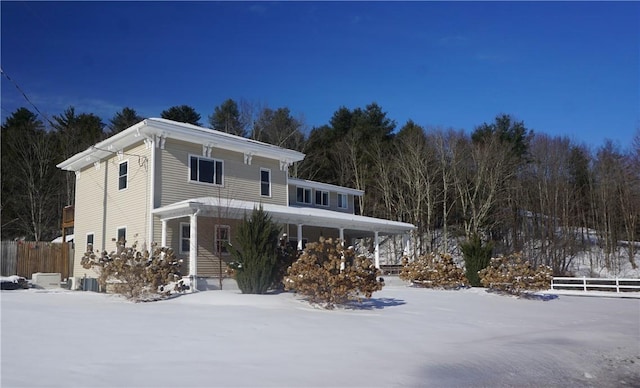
551, 277, 640, 293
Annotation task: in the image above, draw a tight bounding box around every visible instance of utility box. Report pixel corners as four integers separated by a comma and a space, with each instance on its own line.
32, 273, 62, 289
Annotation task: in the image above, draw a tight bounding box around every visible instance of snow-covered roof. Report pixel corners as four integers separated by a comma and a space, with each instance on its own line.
51, 234, 74, 243
152, 197, 414, 235
57, 118, 306, 172
289, 178, 364, 196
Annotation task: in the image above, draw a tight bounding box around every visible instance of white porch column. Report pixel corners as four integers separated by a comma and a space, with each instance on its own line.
374, 231, 380, 269
339, 228, 345, 246
402, 232, 410, 258
297, 224, 303, 251
161, 220, 167, 247
189, 212, 198, 292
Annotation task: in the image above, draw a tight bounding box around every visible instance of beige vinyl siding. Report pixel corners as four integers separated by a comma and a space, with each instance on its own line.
72, 159, 107, 279
165, 217, 241, 277
72, 142, 151, 278
287, 186, 356, 214
158, 139, 287, 207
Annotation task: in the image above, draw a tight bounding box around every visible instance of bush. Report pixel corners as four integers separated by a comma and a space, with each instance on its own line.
80, 242, 185, 301
479, 253, 553, 295
399, 253, 469, 289
460, 234, 493, 287
284, 238, 384, 309
226, 206, 281, 294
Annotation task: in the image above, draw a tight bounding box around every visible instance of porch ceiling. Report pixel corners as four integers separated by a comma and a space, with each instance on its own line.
151, 197, 415, 235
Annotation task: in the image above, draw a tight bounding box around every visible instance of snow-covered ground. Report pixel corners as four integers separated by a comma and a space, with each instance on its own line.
1, 281, 639, 388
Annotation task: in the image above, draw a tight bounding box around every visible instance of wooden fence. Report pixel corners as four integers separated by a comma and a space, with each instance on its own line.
551, 277, 640, 293
1, 241, 73, 280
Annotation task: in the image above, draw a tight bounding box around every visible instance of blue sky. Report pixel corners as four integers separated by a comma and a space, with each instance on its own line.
2, 1, 638, 149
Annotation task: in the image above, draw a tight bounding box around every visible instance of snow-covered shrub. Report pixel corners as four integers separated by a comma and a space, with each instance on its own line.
284, 238, 384, 309
479, 253, 553, 295
399, 253, 469, 289
81, 242, 185, 301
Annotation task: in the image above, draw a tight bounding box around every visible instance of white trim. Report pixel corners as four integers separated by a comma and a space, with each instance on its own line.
337, 193, 348, 209
117, 159, 129, 191
151, 197, 415, 235
57, 118, 305, 172
179, 222, 190, 254
289, 177, 363, 196
315, 189, 329, 207
260, 168, 271, 197
214, 224, 231, 256
296, 186, 312, 204
116, 226, 127, 244
188, 154, 224, 186
86, 232, 95, 251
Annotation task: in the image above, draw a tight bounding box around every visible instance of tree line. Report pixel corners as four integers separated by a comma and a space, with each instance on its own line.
2, 100, 638, 275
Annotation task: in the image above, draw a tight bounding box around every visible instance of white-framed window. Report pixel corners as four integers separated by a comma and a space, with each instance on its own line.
296, 187, 311, 204
116, 227, 127, 244
215, 225, 231, 255
315, 190, 329, 207
86, 232, 94, 251
118, 160, 128, 190
337, 193, 348, 209
189, 155, 223, 185
260, 168, 271, 197
180, 222, 190, 254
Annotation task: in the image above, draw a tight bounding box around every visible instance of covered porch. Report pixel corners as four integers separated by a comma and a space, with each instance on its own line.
151, 197, 415, 287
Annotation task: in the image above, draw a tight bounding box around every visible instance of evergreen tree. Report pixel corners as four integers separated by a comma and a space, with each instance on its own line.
460, 234, 494, 287
160, 105, 201, 126
227, 206, 281, 294
108, 107, 143, 135
208, 98, 246, 137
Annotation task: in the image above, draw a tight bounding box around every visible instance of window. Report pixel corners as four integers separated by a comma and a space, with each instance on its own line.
315, 190, 329, 206
116, 227, 126, 244
86, 233, 94, 251
118, 161, 128, 190
180, 223, 190, 253
190, 155, 223, 185
215, 225, 230, 255
296, 187, 311, 204
260, 168, 271, 197
337, 193, 348, 209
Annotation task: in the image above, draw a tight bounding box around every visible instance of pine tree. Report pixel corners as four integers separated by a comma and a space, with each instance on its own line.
227, 206, 281, 294
460, 234, 493, 287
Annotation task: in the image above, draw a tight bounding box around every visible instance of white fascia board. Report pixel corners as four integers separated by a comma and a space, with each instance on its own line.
152, 197, 415, 234
289, 178, 364, 196
57, 118, 306, 172
56, 120, 148, 171
143, 119, 305, 163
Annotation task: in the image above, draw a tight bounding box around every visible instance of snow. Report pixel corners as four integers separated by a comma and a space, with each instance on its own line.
51, 234, 74, 243
2, 282, 639, 387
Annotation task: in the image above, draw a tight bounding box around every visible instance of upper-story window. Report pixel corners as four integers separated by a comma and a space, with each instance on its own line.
296, 187, 311, 204
315, 190, 329, 207
337, 193, 348, 209
86, 233, 94, 251
260, 168, 271, 197
118, 160, 128, 190
190, 155, 223, 185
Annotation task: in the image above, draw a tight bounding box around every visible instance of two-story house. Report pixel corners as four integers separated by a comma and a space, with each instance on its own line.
57, 118, 414, 289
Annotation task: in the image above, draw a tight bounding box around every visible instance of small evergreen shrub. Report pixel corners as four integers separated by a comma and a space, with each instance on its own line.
399, 253, 469, 289
460, 234, 494, 287
226, 206, 281, 294
479, 253, 553, 295
284, 238, 384, 309
80, 242, 185, 301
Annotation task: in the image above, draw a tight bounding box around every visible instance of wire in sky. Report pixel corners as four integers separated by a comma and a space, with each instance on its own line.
0, 67, 56, 127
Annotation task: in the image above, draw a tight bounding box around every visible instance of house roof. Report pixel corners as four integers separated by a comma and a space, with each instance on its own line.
57, 118, 306, 172
152, 197, 415, 235
288, 178, 364, 196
